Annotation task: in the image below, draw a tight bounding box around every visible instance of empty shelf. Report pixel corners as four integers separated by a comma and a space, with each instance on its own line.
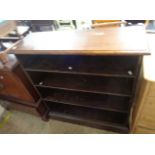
48, 101, 129, 133
38, 87, 130, 113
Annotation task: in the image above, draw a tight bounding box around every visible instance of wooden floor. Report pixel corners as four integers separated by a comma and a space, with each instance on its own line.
0, 109, 115, 134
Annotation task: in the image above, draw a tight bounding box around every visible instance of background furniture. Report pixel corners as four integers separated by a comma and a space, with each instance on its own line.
8, 26, 30, 37
0, 21, 17, 54
125, 20, 146, 25
56, 20, 76, 30
0, 21, 29, 65
0, 21, 17, 37
132, 34, 155, 133
92, 20, 126, 28
0, 21, 48, 120
10, 26, 149, 133
29, 20, 59, 32
145, 20, 155, 33
0, 20, 30, 38
0, 54, 49, 119
92, 20, 121, 24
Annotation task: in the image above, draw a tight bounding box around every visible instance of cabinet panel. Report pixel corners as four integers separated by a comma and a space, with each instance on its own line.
0, 70, 35, 102
142, 97, 155, 114
138, 97, 155, 128
0, 64, 40, 105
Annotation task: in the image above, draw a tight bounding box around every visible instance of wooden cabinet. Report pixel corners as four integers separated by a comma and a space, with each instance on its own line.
11, 26, 149, 133
0, 54, 49, 119
132, 34, 155, 133
0, 68, 37, 103
0, 55, 39, 104
132, 84, 155, 132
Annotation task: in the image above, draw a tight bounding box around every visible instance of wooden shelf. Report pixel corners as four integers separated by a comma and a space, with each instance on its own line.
29, 72, 133, 97
48, 101, 129, 133
25, 69, 135, 78
38, 87, 130, 113
17, 55, 138, 78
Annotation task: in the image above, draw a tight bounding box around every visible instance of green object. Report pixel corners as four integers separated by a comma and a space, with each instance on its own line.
0, 111, 12, 129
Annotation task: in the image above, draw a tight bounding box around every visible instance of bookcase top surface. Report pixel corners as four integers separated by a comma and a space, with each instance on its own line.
13, 26, 150, 55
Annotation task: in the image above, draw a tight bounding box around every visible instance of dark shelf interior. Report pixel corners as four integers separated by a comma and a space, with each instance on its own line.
16, 54, 138, 78
38, 87, 131, 113
29, 72, 133, 96
47, 101, 129, 133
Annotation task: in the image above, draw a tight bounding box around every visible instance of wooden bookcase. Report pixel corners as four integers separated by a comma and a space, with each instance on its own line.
14, 54, 141, 133
11, 26, 149, 133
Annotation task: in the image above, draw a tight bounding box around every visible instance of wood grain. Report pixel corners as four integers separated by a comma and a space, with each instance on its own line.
12, 26, 149, 55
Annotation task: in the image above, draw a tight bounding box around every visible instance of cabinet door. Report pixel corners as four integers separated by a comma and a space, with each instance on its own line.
0, 66, 39, 103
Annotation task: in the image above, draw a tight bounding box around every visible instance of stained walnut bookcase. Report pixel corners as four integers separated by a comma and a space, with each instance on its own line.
11, 26, 149, 133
